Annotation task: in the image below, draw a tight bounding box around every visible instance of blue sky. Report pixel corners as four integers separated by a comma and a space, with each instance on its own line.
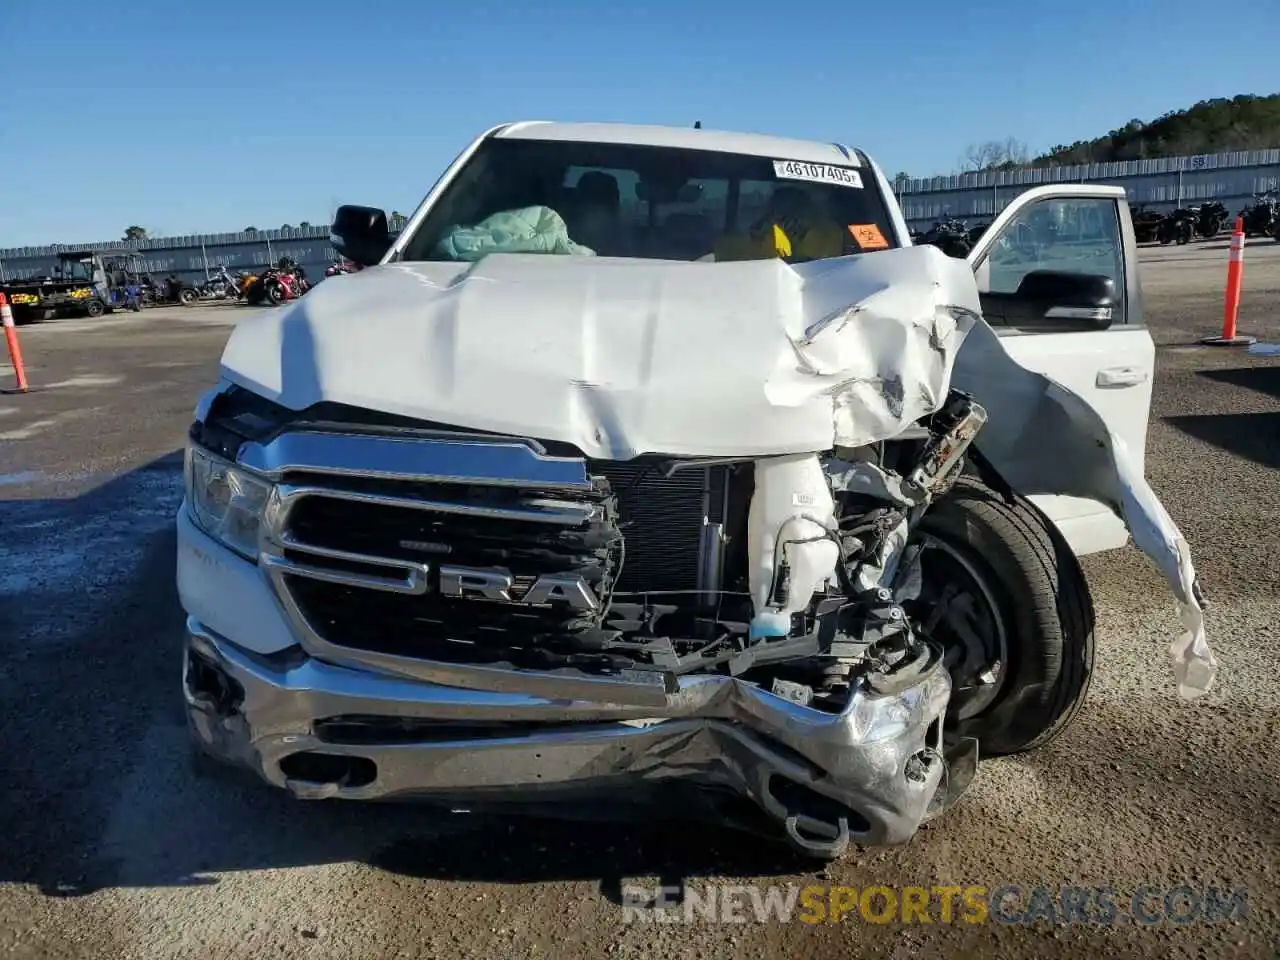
1, 0, 1276, 247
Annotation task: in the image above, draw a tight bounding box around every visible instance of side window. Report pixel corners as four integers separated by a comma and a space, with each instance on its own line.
978, 197, 1126, 326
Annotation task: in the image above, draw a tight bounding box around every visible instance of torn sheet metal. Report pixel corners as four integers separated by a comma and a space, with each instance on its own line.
951, 322, 1217, 699
824, 457, 924, 507
218, 245, 979, 460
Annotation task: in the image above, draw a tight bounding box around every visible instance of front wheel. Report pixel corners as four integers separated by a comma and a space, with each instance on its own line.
84, 298, 106, 318
265, 281, 286, 305
178, 287, 197, 305
908, 478, 1096, 757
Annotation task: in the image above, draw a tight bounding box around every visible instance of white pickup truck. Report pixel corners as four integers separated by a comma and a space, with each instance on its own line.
179, 121, 1214, 859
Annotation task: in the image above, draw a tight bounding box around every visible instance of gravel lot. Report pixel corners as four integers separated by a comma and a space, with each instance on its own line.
2, 243, 1279, 959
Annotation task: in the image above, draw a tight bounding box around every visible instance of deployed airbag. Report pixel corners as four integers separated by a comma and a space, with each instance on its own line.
432, 206, 595, 261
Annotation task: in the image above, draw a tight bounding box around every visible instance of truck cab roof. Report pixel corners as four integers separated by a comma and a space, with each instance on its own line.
493, 121, 866, 168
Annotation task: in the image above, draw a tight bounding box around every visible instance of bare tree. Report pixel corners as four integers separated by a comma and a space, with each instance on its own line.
997, 136, 1030, 168
960, 137, 1030, 172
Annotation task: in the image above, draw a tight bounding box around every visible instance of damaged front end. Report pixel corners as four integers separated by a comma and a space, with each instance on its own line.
186, 382, 990, 859
185, 243, 1214, 858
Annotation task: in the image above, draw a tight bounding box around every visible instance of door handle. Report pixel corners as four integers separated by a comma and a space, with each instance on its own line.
1096, 366, 1149, 388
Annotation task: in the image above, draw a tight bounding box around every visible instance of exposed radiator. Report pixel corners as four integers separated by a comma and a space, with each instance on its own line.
589, 461, 729, 594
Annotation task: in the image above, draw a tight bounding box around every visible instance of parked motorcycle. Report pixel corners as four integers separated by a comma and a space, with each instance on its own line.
1157, 208, 1196, 245
918, 217, 972, 258
1194, 201, 1229, 239
324, 260, 359, 278
1129, 204, 1164, 244
145, 273, 200, 305
198, 265, 242, 301
243, 259, 310, 305
1240, 193, 1279, 238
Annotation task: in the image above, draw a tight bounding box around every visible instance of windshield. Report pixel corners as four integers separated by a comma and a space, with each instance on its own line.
398, 138, 900, 264
58, 258, 94, 281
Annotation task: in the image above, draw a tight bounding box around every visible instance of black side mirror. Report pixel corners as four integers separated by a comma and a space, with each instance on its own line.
330, 205, 392, 267
982, 270, 1117, 331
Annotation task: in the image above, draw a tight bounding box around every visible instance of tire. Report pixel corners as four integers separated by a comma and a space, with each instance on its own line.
265, 281, 284, 305
84, 298, 106, 318
909, 478, 1096, 756
178, 287, 197, 305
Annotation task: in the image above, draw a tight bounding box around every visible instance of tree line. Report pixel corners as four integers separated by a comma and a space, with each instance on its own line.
890, 93, 1280, 181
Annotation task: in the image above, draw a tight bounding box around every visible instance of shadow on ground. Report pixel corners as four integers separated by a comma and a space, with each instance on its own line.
1163, 412, 1280, 470
1198, 365, 1280, 400
1159, 366, 1280, 469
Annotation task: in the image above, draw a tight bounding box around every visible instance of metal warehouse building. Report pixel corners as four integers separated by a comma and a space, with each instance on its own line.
896, 148, 1280, 231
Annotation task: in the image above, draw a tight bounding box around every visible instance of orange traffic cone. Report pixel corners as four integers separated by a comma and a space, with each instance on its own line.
1201, 217, 1257, 346
1, 294, 29, 393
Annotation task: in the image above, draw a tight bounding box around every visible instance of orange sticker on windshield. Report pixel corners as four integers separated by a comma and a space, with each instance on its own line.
848, 223, 889, 250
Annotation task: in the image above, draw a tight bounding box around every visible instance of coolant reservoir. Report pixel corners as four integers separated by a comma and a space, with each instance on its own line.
748, 454, 840, 640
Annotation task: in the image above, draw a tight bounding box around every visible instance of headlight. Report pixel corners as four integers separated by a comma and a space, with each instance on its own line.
184, 444, 272, 560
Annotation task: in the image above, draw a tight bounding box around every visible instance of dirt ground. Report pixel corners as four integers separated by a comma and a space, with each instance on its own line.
1, 241, 1278, 959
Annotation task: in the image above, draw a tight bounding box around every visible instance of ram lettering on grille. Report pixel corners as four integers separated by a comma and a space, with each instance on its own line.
436, 565, 601, 611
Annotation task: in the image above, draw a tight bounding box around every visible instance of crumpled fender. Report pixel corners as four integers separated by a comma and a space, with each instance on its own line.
951, 321, 1216, 699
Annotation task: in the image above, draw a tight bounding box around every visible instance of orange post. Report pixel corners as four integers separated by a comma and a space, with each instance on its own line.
1201, 217, 1256, 346
1, 294, 30, 393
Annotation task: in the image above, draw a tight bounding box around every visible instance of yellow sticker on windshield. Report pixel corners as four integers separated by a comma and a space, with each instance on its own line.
848, 223, 889, 250
772, 223, 793, 257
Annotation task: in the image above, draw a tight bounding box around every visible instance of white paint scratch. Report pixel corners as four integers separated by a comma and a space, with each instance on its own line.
42, 374, 125, 389
0, 419, 58, 440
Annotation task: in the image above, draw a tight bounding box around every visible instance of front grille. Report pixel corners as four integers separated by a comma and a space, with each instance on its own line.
284, 575, 640, 668
275, 478, 620, 669
264, 432, 733, 673
286, 490, 608, 577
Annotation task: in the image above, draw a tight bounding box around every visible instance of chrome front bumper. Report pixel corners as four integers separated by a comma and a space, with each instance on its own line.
185, 617, 965, 858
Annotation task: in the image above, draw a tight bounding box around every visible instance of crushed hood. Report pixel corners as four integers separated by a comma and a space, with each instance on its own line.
218, 247, 1215, 699
220, 247, 978, 458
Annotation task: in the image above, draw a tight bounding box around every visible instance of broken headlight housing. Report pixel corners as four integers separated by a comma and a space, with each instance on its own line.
184, 444, 272, 560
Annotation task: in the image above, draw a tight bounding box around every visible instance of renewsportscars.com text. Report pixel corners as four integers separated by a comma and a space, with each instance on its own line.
620, 884, 1249, 926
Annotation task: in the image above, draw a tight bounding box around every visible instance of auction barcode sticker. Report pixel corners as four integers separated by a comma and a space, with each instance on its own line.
773, 160, 863, 189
